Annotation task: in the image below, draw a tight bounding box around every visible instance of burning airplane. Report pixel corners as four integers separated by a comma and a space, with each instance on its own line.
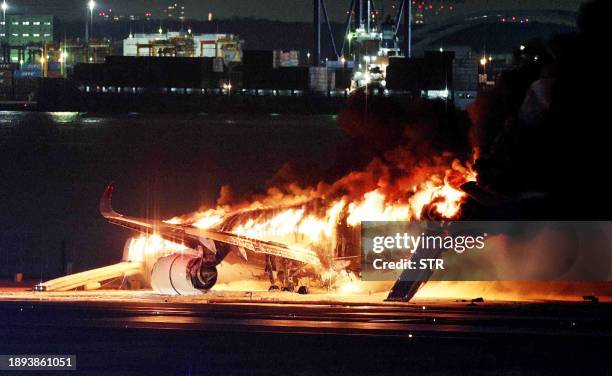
36, 91, 481, 299
35, 151, 475, 300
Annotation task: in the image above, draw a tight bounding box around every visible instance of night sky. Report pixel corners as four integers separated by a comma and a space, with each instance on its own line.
10, 0, 584, 22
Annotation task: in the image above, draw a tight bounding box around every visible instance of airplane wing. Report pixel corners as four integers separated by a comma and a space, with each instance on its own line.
100, 183, 321, 267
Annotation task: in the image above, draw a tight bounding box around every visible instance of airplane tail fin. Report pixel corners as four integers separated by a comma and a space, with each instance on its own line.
100, 182, 119, 217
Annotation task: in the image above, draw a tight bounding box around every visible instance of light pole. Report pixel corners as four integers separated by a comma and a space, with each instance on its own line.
1, 0, 7, 62
60, 50, 67, 77
86, 0, 95, 63
480, 55, 488, 85
87, 0, 95, 42
39, 54, 45, 78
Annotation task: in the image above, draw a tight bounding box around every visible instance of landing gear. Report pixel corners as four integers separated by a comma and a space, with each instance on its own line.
265, 255, 308, 294
281, 283, 295, 292
297, 286, 309, 295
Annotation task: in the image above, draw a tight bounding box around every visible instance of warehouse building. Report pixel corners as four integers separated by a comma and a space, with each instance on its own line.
1, 15, 54, 63
123, 32, 241, 63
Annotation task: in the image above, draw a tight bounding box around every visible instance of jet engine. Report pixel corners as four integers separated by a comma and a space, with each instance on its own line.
150, 254, 218, 295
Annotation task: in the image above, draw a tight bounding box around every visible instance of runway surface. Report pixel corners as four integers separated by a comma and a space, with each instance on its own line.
1, 289, 611, 375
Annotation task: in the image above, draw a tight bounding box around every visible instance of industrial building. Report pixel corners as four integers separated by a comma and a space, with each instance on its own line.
384, 47, 478, 108
123, 32, 241, 62
2, 1, 477, 109
0, 15, 53, 64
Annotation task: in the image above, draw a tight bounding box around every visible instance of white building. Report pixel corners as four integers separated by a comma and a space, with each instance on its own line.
123, 32, 242, 62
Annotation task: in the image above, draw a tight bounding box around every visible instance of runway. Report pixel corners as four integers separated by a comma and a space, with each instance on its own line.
1, 289, 611, 375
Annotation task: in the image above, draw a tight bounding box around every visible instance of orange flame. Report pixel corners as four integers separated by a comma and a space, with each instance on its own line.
128, 153, 476, 288
176, 157, 474, 255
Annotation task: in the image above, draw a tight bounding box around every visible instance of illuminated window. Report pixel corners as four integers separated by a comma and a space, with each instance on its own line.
33, 21, 41, 25
11, 21, 18, 25
33, 33, 40, 37
22, 21, 30, 25
11, 33, 17, 36
22, 33, 29, 37
43, 33, 50, 37
44, 21, 51, 25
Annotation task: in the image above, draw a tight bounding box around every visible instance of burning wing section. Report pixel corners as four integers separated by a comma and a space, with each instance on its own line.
35, 184, 321, 295
101, 183, 321, 267
37, 184, 321, 295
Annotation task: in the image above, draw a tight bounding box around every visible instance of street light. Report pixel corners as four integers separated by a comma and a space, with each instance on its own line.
480, 55, 488, 85
1, 1, 7, 54
39, 55, 46, 77
60, 51, 68, 77
87, 0, 95, 41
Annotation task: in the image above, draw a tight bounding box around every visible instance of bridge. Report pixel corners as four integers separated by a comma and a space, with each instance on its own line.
312, 1, 578, 63
410, 9, 578, 52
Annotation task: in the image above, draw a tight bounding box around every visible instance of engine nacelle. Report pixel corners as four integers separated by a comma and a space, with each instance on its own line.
150, 254, 218, 295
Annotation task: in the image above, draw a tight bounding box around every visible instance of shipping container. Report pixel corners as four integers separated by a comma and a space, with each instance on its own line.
309, 67, 335, 93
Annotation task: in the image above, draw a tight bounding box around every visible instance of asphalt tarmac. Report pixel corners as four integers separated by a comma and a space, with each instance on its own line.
0, 293, 611, 375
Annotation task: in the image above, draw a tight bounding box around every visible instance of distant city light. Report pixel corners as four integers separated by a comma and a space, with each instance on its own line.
520, 45, 525, 51
480, 56, 487, 66
1, 1, 7, 12
208, 12, 213, 22
88, 0, 95, 12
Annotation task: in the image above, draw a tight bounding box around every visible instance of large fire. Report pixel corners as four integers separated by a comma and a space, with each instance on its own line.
126, 152, 476, 289
180, 157, 474, 236
125, 94, 481, 295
